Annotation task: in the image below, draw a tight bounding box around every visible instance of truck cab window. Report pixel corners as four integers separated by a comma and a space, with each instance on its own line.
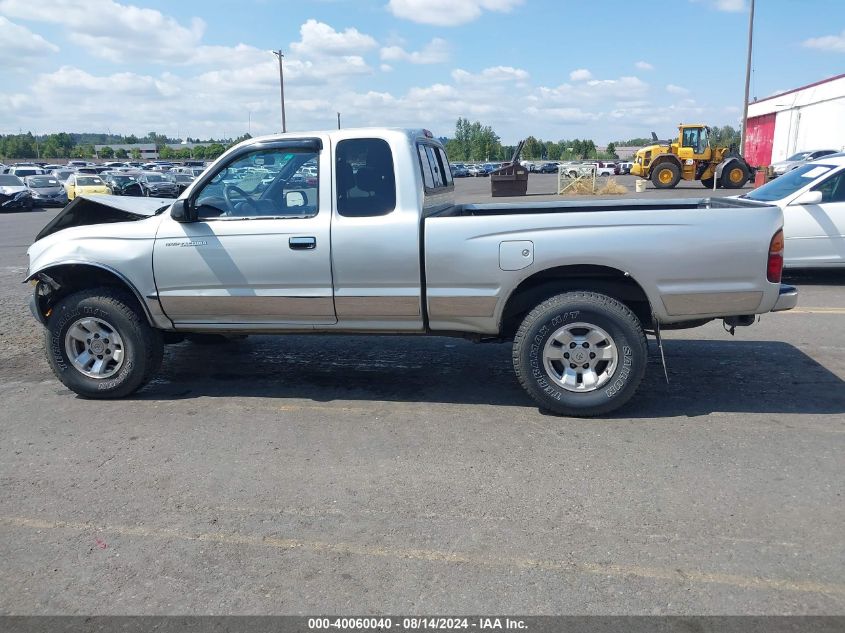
336, 138, 397, 217
193, 148, 319, 219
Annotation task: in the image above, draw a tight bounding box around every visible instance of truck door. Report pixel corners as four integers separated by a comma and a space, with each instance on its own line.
153, 139, 336, 325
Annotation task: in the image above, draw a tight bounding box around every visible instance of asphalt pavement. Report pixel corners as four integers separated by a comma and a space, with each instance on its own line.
0, 180, 843, 615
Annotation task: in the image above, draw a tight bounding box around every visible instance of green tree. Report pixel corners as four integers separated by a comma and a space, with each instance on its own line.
130, 148, 141, 160
115, 148, 128, 159
606, 142, 618, 159
99, 146, 114, 159
159, 145, 173, 159
191, 145, 207, 159
204, 143, 226, 159
522, 136, 542, 160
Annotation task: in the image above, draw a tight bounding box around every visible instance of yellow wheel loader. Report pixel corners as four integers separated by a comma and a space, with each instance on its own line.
630, 124, 753, 189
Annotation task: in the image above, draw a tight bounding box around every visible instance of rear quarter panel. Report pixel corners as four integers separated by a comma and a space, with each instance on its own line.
424, 203, 784, 334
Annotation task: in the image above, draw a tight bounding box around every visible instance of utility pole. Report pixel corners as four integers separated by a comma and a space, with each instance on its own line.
272, 50, 287, 133
337, 112, 341, 129
740, 0, 755, 155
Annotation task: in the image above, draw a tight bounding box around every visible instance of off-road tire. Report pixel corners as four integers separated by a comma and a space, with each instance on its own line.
512, 292, 648, 417
45, 287, 163, 398
720, 162, 750, 189
651, 162, 681, 189
700, 177, 716, 189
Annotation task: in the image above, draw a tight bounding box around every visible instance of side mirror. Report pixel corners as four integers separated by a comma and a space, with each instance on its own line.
285, 190, 306, 208
790, 190, 823, 206
170, 198, 197, 222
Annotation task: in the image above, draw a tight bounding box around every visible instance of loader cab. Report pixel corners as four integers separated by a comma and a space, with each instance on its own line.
678, 125, 712, 161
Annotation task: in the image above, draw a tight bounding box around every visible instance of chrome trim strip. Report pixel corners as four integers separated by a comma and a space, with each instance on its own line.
661, 291, 763, 316
160, 295, 336, 321
334, 296, 420, 318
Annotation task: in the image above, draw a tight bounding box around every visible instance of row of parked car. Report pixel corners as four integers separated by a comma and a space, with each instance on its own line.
0, 160, 208, 211
449, 160, 634, 178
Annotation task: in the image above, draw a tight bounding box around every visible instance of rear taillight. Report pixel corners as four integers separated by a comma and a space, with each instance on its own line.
767, 229, 784, 283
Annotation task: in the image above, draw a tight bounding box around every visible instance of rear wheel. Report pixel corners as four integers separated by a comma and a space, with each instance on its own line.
512, 292, 648, 417
700, 177, 715, 188
721, 162, 750, 189
650, 162, 681, 189
46, 288, 163, 398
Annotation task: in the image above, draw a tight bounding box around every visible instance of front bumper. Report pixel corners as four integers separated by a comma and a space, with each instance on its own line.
772, 284, 798, 312
31, 194, 67, 207
0, 192, 32, 209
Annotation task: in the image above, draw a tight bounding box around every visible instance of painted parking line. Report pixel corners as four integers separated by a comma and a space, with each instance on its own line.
2, 515, 844, 597
782, 307, 845, 314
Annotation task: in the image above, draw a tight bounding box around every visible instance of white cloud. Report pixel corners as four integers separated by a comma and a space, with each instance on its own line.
0, 16, 58, 66
690, 0, 746, 11
0, 0, 204, 63
380, 38, 450, 64
290, 19, 377, 58
386, 0, 523, 26
666, 83, 691, 95
634, 61, 654, 71
452, 65, 529, 84
569, 68, 593, 81
380, 64, 393, 72
803, 30, 845, 53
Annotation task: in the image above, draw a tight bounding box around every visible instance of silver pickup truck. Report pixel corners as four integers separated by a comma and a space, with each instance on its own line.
26, 128, 797, 416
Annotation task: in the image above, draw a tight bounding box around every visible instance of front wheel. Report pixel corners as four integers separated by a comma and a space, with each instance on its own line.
700, 177, 715, 189
46, 288, 164, 398
512, 292, 648, 417
651, 162, 681, 189
721, 162, 750, 189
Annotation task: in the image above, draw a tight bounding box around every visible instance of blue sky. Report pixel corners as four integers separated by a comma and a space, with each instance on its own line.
1, 0, 843, 143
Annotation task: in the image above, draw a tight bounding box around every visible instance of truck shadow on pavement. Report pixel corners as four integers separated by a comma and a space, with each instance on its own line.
134, 336, 845, 418
783, 270, 845, 286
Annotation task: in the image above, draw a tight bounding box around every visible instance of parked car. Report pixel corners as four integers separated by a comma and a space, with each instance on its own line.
26, 128, 795, 417
136, 172, 179, 197
9, 165, 46, 178
50, 169, 74, 183
736, 155, 845, 268
538, 162, 559, 174
0, 174, 32, 210
66, 160, 94, 169
65, 174, 112, 201
615, 162, 633, 175
770, 150, 838, 177
24, 175, 68, 207
466, 164, 482, 177
450, 163, 470, 178
166, 173, 195, 195
102, 172, 143, 196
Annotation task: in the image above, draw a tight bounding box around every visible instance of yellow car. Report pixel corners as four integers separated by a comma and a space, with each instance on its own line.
65, 174, 112, 200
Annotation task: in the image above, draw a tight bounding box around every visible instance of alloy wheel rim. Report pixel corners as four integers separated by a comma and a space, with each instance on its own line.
542, 322, 618, 392
64, 317, 125, 379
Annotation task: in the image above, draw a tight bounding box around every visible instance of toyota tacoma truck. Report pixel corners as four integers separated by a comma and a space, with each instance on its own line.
26, 128, 797, 416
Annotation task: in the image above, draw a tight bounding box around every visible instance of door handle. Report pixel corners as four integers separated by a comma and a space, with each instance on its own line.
289, 236, 316, 250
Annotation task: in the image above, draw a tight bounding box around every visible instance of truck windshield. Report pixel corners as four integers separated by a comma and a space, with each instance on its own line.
742, 164, 836, 202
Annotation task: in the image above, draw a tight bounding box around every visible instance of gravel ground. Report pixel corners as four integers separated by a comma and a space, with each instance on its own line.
0, 183, 843, 615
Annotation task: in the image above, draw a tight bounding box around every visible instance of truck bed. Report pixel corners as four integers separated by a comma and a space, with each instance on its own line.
435, 196, 766, 217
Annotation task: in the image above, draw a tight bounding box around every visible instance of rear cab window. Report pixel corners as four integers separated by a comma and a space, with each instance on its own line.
336, 138, 396, 217
416, 142, 454, 193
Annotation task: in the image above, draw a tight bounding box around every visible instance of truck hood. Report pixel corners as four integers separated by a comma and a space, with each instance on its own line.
34, 194, 173, 242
